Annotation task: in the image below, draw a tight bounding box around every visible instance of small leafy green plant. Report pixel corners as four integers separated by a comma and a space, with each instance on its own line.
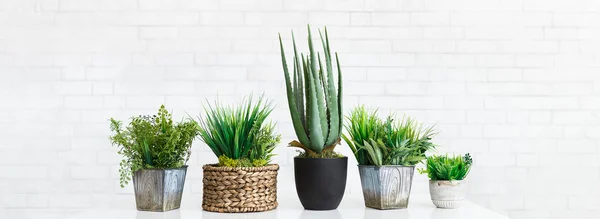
197, 96, 281, 167
279, 25, 344, 158
342, 106, 436, 166
419, 154, 473, 181
109, 105, 200, 187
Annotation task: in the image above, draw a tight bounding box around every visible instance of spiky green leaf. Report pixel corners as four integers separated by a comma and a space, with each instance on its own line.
279, 35, 310, 147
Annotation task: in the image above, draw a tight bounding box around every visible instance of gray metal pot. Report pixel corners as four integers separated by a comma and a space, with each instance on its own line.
357, 165, 415, 210
132, 166, 187, 212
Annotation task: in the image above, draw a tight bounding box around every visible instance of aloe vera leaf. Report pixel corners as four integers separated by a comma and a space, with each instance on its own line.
305, 55, 325, 152
322, 29, 340, 146
307, 26, 329, 146
279, 34, 310, 147
292, 32, 306, 131
336, 52, 343, 133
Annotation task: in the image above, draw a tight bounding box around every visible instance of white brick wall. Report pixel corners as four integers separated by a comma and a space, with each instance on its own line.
0, 0, 599, 218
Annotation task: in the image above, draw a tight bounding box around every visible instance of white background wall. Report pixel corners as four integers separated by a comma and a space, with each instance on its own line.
1, 0, 599, 218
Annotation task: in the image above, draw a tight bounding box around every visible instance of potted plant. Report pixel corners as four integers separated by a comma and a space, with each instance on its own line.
109, 105, 200, 212
342, 106, 436, 210
419, 154, 473, 209
278, 25, 347, 210
197, 96, 281, 213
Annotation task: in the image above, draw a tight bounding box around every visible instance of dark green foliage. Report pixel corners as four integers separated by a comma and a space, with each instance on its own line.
109, 105, 200, 187
342, 106, 436, 166
419, 154, 473, 181
248, 122, 280, 164
197, 96, 281, 167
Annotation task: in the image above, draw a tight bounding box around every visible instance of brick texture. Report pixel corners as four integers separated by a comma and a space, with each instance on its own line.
0, 0, 599, 218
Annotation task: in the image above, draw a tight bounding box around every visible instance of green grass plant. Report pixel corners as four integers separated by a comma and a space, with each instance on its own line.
419, 154, 473, 181
197, 96, 280, 167
342, 106, 436, 166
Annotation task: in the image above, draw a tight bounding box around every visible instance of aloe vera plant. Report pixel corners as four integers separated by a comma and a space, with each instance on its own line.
278, 25, 343, 157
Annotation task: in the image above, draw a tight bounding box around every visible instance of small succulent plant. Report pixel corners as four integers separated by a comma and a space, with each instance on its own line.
419, 153, 473, 181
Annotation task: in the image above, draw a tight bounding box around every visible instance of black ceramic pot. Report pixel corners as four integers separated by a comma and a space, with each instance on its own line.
294, 157, 348, 210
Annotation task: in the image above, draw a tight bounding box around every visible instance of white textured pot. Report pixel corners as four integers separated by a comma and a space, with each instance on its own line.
429, 180, 467, 209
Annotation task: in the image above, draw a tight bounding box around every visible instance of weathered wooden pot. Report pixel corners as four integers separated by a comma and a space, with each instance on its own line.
358, 165, 415, 210
429, 180, 467, 209
132, 166, 188, 212
202, 164, 279, 213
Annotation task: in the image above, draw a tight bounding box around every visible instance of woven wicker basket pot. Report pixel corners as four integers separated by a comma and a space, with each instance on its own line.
202, 164, 279, 213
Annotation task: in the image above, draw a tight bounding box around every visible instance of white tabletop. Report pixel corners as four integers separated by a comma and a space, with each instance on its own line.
68, 196, 508, 219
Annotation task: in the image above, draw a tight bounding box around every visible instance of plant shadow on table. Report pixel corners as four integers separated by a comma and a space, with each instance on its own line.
363, 209, 410, 219
201, 210, 277, 219
300, 209, 342, 219
136, 210, 181, 219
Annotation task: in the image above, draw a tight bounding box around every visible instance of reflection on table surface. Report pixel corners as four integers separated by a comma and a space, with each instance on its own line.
69, 197, 508, 219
